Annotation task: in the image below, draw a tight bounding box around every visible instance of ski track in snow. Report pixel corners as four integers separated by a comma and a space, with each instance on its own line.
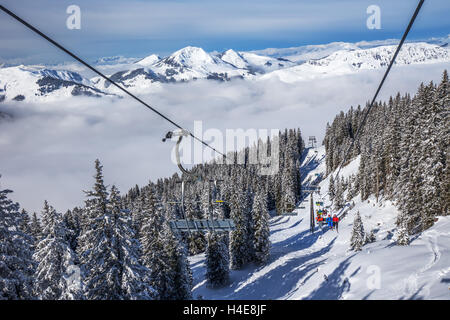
402, 229, 447, 299
190, 146, 450, 300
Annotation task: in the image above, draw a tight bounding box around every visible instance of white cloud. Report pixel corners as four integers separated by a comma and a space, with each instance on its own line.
0, 62, 447, 213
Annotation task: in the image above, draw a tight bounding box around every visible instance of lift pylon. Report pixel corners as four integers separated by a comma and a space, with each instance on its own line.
308, 136, 317, 149
302, 185, 320, 233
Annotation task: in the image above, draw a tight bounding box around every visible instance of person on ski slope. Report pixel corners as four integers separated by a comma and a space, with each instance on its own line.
326, 214, 333, 229
317, 214, 324, 228
333, 214, 339, 232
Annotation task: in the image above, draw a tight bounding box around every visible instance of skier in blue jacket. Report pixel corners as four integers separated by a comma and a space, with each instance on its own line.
326, 215, 333, 229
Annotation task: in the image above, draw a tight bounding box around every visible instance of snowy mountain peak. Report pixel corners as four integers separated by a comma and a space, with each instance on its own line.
263, 42, 450, 83
310, 42, 449, 70
135, 54, 161, 66
161, 46, 216, 68
2, 39, 449, 100
219, 49, 248, 69
0, 65, 109, 102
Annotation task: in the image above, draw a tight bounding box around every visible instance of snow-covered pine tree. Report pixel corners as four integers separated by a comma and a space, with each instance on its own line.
324, 123, 334, 175
350, 211, 365, 251
442, 159, 450, 217
243, 184, 255, 263
281, 131, 300, 212
78, 159, 122, 300
108, 185, 153, 300
160, 222, 193, 299
346, 178, 353, 202
63, 208, 82, 253
359, 145, 373, 201
185, 190, 205, 255
0, 185, 34, 300
229, 174, 248, 270
33, 201, 79, 300
251, 187, 271, 265
415, 82, 440, 231
281, 158, 297, 213
140, 187, 168, 299
205, 183, 230, 288
397, 83, 428, 234
30, 212, 42, 243
79, 162, 152, 300
328, 174, 335, 201
434, 70, 449, 216
334, 176, 345, 210
384, 94, 402, 198
140, 186, 192, 300
205, 231, 230, 288
415, 73, 450, 225
131, 192, 147, 237
396, 215, 410, 246
365, 230, 376, 244
19, 209, 31, 234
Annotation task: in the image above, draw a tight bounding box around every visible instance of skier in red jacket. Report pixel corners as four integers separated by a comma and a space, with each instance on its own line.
333, 214, 339, 232
317, 214, 324, 228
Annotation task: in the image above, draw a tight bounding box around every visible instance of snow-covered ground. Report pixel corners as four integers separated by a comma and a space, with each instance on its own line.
190, 147, 450, 300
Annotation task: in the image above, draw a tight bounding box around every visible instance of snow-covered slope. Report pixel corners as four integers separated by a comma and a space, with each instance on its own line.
0, 65, 111, 102
262, 42, 450, 83
190, 147, 450, 300
151, 46, 249, 81
250, 36, 450, 63
251, 41, 362, 63
135, 54, 161, 67
218, 49, 296, 72
237, 51, 295, 73
219, 49, 248, 69
93, 41, 449, 92
93, 47, 255, 92
91, 46, 298, 92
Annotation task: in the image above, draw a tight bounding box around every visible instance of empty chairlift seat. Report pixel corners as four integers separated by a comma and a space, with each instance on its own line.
169, 219, 236, 233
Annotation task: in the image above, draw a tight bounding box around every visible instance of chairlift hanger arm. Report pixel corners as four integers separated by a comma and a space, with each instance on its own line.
163, 130, 201, 179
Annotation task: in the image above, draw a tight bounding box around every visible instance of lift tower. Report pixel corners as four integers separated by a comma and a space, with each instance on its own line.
303, 185, 321, 233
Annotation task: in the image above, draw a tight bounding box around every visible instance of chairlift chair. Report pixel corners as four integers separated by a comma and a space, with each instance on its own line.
163, 130, 235, 234
281, 212, 298, 216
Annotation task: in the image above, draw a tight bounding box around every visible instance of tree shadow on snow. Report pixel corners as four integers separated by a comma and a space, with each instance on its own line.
192, 235, 338, 300
224, 239, 337, 299
300, 148, 325, 181
270, 216, 291, 227
272, 226, 337, 257
304, 254, 356, 300
408, 286, 426, 300
361, 290, 376, 300
270, 219, 303, 236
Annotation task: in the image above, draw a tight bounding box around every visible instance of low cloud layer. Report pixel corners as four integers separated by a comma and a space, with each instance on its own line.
0, 62, 447, 213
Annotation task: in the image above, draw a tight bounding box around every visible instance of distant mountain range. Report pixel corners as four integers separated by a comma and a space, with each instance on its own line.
0, 36, 448, 102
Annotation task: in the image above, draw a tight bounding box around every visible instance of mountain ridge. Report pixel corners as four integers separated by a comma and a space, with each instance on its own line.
1, 38, 449, 102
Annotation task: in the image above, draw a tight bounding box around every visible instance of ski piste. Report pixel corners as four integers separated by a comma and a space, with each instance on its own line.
189, 146, 450, 300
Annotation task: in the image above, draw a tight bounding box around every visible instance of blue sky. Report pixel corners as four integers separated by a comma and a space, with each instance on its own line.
0, 0, 449, 64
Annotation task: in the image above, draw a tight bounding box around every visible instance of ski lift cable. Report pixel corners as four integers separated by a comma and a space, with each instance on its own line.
334, 0, 425, 179
0, 5, 226, 158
